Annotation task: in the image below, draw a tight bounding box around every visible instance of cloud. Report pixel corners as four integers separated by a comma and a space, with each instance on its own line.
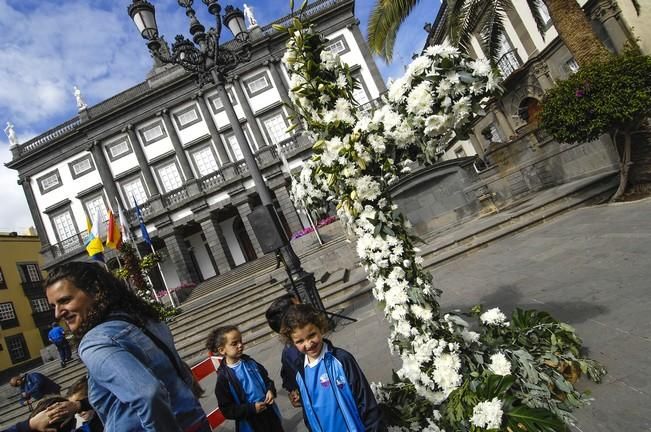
0, 140, 36, 234
0, 0, 440, 232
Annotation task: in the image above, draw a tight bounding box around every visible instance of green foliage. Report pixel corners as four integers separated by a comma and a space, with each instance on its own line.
115, 242, 179, 320
541, 46, 651, 143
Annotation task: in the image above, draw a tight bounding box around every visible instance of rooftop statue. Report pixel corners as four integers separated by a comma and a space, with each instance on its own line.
4, 121, 18, 147
243, 4, 258, 28
74, 86, 88, 111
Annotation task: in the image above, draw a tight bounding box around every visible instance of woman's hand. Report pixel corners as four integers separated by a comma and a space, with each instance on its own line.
254, 402, 267, 413
27, 409, 56, 432
46, 400, 80, 423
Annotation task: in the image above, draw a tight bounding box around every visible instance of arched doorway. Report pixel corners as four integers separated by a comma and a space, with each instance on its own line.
518, 97, 542, 125
233, 217, 257, 263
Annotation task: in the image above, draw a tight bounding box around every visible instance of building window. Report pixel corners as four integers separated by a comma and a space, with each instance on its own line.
263, 113, 290, 145
496, 36, 521, 78
157, 161, 184, 193
538, 3, 551, 26
208, 89, 237, 114
0, 302, 19, 329
140, 122, 167, 145
106, 139, 133, 162
352, 75, 370, 106
22, 264, 41, 282
31, 298, 51, 313
83, 194, 107, 221
122, 177, 148, 205
5, 334, 29, 364
52, 210, 77, 244
192, 146, 220, 177
173, 105, 202, 130
226, 135, 244, 162
244, 72, 272, 97
37, 170, 62, 195
68, 155, 95, 179
0, 267, 5, 289
564, 58, 579, 74
326, 35, 350, 55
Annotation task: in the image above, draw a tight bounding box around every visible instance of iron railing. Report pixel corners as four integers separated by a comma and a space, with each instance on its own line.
497, 49, 522, 79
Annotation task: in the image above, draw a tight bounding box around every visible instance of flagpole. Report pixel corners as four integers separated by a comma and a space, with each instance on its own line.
149, 242, 176, 308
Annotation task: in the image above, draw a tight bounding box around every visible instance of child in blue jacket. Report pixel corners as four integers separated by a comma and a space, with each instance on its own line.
207, 325, 284, 432
280, 304, 385, 432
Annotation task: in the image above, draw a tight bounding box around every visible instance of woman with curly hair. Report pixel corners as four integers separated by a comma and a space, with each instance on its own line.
44, 261, 209, 432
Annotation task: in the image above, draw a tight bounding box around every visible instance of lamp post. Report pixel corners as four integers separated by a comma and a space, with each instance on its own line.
127, 0, 324, 310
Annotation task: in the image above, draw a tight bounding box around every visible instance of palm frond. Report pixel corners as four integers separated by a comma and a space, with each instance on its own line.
630, 0, 641, 15
456, 0, 485, 55
367, 0, 421, 62
478, 0, 510, 64
525, 0, 547, 38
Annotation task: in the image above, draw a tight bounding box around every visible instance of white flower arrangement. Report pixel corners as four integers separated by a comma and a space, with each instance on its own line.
278, 11, 604, 431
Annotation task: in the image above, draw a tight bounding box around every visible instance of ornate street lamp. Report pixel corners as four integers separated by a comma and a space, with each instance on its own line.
127, 0, 324, 310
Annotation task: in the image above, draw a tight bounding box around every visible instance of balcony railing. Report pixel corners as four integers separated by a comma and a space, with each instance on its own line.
162, 185, 189, 208
50, 231, 88, 259
497, 49, 522, 79
32, 310, 55, 328
200, 170, 226, 193
21, 280, 45, 298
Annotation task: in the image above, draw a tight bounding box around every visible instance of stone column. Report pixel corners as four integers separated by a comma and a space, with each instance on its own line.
234, 199, 262, 257
88, 140, 122, 208
591, 0, 629, 53
273, 184, 302, 234
199, 215, 233, 274
18, 176, 48, 247
266, 58, 292, 106
125, 125, 160, 197
348, 20, 387, 94
160, 109, 196, 182
162, 230, 200, 285
231, 77, 268, 149
194, 92, 231, 164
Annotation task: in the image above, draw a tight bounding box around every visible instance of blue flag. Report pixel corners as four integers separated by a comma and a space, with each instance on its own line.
133, 198, 152, 246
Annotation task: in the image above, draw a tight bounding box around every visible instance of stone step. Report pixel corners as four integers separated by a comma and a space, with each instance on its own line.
420, 173, 618, 269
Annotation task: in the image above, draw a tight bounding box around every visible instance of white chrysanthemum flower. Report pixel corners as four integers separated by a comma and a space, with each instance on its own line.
406, 55, 431, 77
424, 114, 449, 136
480, 307, 510, 327
406, 81, 434, 116
470, 398, 504, 430
432, 352, 462, 393
470, 58, 492, 76
461, 330, 480, 344
388, 76, 410, 102
488, 352, 512, 376
411, 304, 433, 321
354, 176, 382, 201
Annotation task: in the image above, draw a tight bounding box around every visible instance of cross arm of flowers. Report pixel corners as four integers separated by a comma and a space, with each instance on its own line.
279, 4, 605, 430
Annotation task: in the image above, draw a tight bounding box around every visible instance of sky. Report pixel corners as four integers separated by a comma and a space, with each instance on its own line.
0, 0, 440, 233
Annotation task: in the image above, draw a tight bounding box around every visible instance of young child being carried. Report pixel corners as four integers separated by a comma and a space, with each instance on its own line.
206, 325, 284, 432
280, 304, 385, 432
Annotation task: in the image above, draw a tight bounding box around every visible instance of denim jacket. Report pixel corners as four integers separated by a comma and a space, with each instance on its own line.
78, 315, 208, 432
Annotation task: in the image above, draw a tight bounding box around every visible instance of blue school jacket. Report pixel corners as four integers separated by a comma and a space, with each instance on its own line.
292, 339, 385, 432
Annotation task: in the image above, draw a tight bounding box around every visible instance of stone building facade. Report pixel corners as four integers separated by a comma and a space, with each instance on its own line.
6, 0, 386, 290
426, 0, 648, 204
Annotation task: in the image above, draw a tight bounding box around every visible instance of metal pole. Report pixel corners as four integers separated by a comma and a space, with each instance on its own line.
149, 243, 176, 308
212, 71, 323, 310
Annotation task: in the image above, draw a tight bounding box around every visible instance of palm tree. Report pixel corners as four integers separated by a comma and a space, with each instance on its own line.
367, 0, 640, 66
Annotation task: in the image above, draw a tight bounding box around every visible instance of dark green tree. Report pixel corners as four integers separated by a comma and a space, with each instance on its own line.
540, 46, 651, 200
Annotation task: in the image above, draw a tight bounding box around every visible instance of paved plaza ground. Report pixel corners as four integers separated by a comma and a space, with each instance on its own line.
210, 196, 651, 431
